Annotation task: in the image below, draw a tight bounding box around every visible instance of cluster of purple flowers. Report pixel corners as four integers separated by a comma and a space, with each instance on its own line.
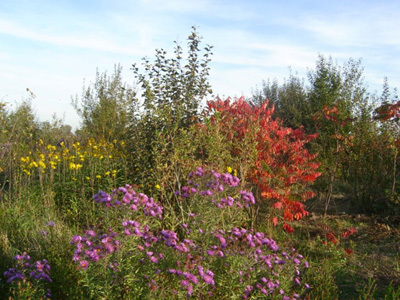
205, 228, 310, 299
176, 167, 256, 210
94, 184, 163, 219
68, 167, 310, 299
179, 168, 240, 198
4, 252, 52, 284
168, 265, 215, 297
4, 252, 52, 297
71, 228, 120, 269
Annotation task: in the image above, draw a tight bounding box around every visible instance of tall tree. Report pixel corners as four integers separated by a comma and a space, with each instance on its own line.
72, 64, 137, 142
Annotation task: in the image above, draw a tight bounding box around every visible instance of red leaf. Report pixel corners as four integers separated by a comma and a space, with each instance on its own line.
272, 217, 278, 227
345, 248, 353, 255
283, 223, 293, 233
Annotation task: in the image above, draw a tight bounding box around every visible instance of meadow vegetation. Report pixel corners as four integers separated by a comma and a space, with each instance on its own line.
0, 28, 399, 299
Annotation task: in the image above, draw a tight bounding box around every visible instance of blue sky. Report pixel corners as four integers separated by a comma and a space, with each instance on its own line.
1, 0, 400, 129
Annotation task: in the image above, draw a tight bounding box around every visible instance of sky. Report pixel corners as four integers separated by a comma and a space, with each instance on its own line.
1, 0, 400, 130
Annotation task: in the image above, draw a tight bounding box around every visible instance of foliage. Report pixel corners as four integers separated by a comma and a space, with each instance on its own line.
252, 56, 400, 215
128, 27, 213, 191
72, 64, 137, 143
207, 97, 321, 231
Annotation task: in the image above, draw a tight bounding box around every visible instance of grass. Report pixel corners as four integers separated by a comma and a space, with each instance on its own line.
290, 213, 400, 300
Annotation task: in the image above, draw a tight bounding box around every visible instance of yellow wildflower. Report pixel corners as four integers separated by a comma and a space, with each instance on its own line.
96, 175, 101, 179
38, 160, 46, 169
47, 144, 56, 151
49, 161, 57, 169
227, 166, 233, 173
155, 184, 161, 190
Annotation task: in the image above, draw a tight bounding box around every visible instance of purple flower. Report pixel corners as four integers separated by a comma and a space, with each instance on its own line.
79, 260, 89, 269
45, 221, 55, 227
71, 235, 82, 243
183, 272, 198, 284
202, 274, 215, 285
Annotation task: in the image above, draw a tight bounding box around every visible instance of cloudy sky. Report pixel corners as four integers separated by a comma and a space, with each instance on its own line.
1, 0, 400, 129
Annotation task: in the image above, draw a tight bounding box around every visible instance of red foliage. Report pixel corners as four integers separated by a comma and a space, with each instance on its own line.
207, 97, 321, 226
283, 223, 294, 233
326, 232, 338, 245
342, 227, 356, 238
345, 248, 353, 255
374, 101, 400, 122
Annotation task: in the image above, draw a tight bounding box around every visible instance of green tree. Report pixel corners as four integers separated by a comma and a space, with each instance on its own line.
132, 26, 213, 128
72, 64, 137, 142
128, 27, 213, 193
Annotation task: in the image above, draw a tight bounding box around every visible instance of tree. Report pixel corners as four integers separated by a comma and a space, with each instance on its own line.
128, 27, 214, 190
72, 64, 137, 142
132, 26, 213, 129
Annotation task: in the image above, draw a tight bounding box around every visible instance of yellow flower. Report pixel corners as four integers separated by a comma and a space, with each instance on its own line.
47, 145, 56, 151
23, 169, 31, 176
38, 139, 43, 145
227, 166, 233, 173
96, 175, 101, 179
155, 184, 161, 190
108, 155, 113, 159
234, 169, 238, 177
105, 171, 111, 176
72, 177, 77, 181
69, 162, 76, 170
38, 160, 46, 169
86, 176, 90, 180
112, 170, 117, 177
76, 164, 83, 170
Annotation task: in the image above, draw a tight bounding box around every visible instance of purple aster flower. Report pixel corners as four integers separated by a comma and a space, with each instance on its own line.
203, 274, 215, 285
79, 260, 89, 269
